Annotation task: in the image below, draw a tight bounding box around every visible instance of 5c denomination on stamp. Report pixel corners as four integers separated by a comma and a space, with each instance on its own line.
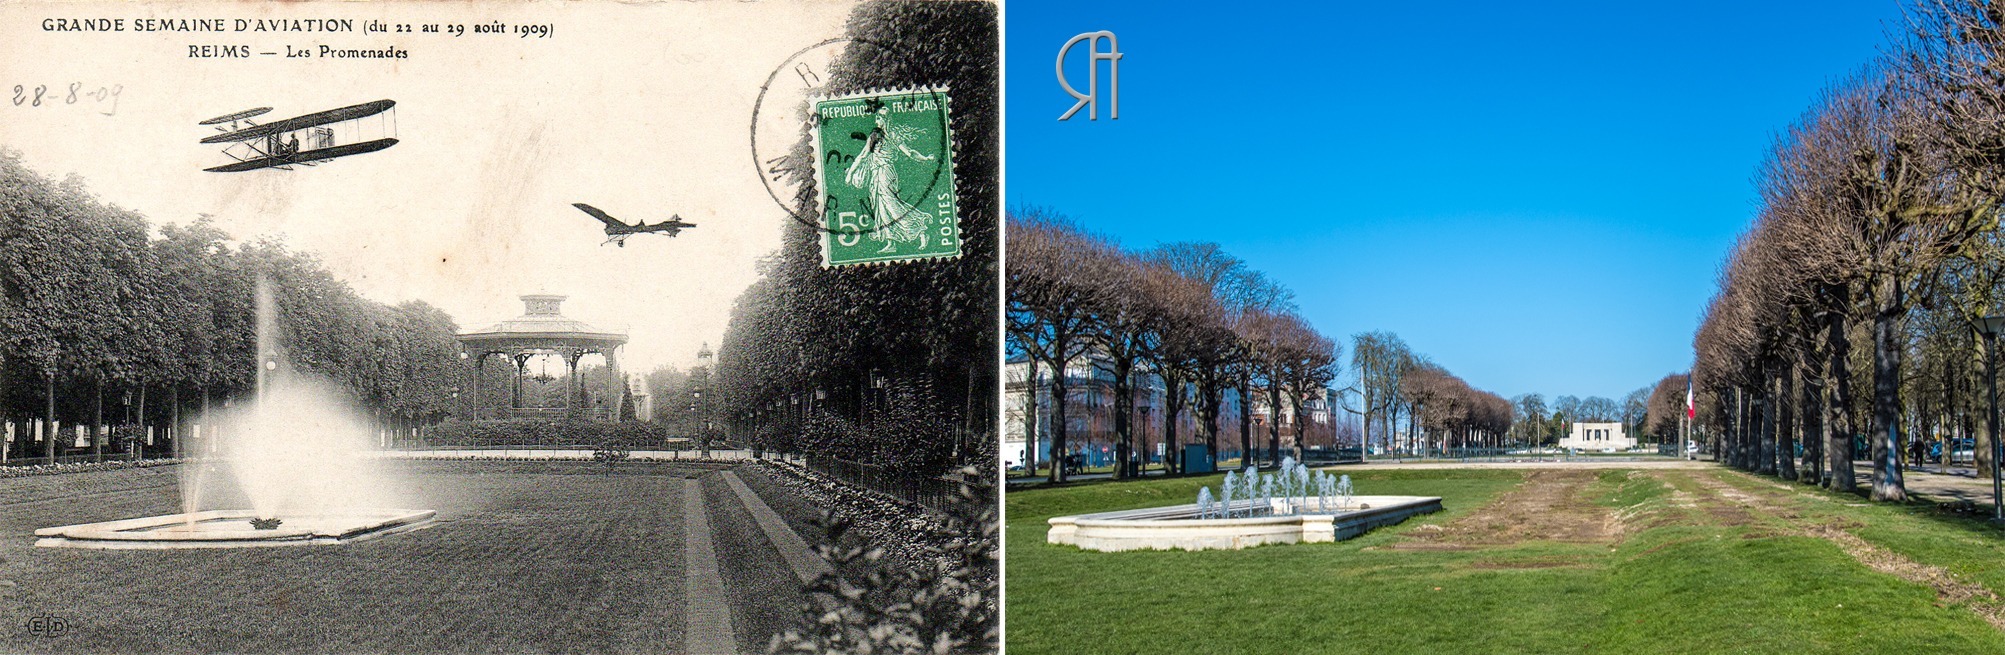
810, 87, 959, 268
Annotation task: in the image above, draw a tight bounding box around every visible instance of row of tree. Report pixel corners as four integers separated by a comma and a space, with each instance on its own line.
1007, 211, 1518, 482
1689, 0, 2004, 500
0, 149, 466, 462
1348, 331, 1518, 456
1007, 211, 1331, 482
1640, 373, 1693, 446
710, 0, 999, 482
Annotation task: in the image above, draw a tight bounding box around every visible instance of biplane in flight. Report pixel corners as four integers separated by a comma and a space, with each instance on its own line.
198, 99, 399, 173
572, 203, 697, 247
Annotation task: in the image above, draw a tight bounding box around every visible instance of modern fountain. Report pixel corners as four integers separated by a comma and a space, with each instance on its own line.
1048, 457, 1441, 552
36, 275, 435, 549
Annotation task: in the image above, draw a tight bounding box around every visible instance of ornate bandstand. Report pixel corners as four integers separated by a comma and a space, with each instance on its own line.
459, 294, 627, 421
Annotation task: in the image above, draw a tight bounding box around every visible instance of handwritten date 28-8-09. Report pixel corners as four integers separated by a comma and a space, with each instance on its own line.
11, 82, 122, 116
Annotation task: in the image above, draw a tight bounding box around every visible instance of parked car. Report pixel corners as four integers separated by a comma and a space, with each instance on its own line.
1928, 438, 1976, 462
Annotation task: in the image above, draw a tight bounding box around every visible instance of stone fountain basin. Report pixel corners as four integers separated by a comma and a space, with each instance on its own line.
1047, 495, 1442, 552
36, 509, 436, 549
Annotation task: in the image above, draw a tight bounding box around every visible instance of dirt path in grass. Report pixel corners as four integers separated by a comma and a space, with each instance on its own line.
1673, 470, 2005, 630
1389, 469, 1621, 550
1390, 465, 2005, 630
1380, 464, 2005, 630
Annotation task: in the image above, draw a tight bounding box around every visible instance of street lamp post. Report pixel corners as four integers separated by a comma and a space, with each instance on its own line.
1979, 315, 2005, 523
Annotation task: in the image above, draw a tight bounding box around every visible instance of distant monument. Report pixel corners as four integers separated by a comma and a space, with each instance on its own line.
459, 295, 628, 421
1560, 421, 1634, 452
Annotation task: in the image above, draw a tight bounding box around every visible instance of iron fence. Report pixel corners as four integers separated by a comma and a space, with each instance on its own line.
0, 452, 148, 467
802, 455, 982, 513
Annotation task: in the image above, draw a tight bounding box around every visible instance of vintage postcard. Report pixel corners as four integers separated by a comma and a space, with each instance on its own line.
0, 1, 997, 653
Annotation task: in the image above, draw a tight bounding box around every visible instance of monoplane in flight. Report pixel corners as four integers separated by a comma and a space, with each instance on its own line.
573, 203, 697, 247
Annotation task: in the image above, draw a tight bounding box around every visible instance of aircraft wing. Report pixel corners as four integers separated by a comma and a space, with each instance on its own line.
201, 99, 396, 144
573, 203, 629, 228
203, 138, 398, 173
199, 107, 271, 125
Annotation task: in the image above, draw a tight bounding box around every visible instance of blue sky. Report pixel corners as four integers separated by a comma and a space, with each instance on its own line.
1007, 0, 1906, 401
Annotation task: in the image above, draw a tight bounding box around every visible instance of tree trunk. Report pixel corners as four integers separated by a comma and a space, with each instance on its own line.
136, 385, 147, 458
170, 385, 181, 460
1736, 387, 1752, 470
1825, 288, 1858, 491
1721, 390, 1734, 467
1870, 284, 1907, 502
1201, 378, 1222, 471
1047, 349, 1070, 485
1237, 371, 1252, 468
1290, 389, 1310, 462
200, 385, 212, 456
1802, 355, 1826, 485
1778, 365, 1797, 480
1941, 362, 1956, 470
91, 378, 104, 463
1266, 375, 1282, 467
1112, 359, 1134, 480
1023, 357, 1038, 478
1726, 389, 1739, 468
1407, 403, 1420, 462
1978, 338, 1995, 478
1757, 376, 1777, 475
1164, 373, 1184, 475
44, 373, 57, 465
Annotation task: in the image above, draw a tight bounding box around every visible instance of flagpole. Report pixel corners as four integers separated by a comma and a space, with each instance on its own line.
1684, 379, 1696, 461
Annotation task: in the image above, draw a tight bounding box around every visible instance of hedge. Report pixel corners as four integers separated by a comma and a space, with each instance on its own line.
419, 419, 682, 449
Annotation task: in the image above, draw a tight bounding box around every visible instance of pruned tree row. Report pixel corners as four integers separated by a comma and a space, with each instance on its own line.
0, 149, 467, 462
1691, 0, 2005, 499
711, 0, 998, 484
1006, 210, 1515, 482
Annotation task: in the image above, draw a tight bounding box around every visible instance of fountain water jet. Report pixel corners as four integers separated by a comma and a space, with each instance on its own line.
1046, 457, 1441, 552
37, 275, 434, 549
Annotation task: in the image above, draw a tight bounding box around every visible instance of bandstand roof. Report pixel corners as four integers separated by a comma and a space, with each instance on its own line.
459, 294, 628, 349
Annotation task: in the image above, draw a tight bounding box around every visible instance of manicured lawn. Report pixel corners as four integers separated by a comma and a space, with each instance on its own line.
0, 460, 817, 654
1005, 466, 2005, 654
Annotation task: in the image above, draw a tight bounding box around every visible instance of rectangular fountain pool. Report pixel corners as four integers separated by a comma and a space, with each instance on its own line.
1046, 495, 1443, 552
36, 509, 437, 549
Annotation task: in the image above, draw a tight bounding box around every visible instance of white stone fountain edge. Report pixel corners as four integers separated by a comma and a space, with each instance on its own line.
1046, 495, 1443, 552
34, 509, 437, 550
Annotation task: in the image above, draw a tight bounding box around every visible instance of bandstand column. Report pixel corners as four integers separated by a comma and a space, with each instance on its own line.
512, 352, 531, 415
565, 349, 583, 420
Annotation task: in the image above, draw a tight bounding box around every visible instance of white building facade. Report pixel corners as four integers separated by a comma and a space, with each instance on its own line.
1561, 421, 1634, 452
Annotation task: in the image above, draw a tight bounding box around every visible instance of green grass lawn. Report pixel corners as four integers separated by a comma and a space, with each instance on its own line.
0, 460, 817, 654
1005, 466, 2005, 655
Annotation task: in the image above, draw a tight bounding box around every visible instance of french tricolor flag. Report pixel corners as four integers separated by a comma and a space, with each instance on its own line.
1686, 379, 1696, 420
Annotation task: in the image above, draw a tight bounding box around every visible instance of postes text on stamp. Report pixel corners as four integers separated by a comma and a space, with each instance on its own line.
812, 87, 959, 267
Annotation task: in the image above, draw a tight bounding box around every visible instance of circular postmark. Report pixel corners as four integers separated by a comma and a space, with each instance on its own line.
750, 38, 953, 239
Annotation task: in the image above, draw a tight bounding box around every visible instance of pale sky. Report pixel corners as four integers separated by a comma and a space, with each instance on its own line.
0, 0, 860, 372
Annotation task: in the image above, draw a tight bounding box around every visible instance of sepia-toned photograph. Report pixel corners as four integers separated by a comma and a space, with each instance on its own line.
0, 1, 996, 653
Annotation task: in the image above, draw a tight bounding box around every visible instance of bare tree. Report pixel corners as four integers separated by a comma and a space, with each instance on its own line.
1273, 315, 1339, 462
1348, 332, 1413, 459
1005, 209, 1116, 483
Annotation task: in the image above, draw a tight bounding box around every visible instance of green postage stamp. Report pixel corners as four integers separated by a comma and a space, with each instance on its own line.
812, 87, 961, 267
